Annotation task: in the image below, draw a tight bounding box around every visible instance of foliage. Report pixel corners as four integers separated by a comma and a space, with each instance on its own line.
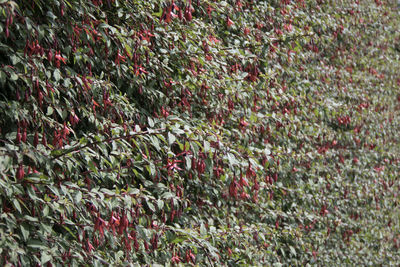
0, 0, 400, 265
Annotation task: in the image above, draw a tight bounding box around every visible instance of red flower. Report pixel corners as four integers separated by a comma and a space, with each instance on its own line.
115, 51, 126, 66
69, 111, 80, 126
246, 164, 255, 178
240, 118, 249, 127
109, 212, 120, 236
62, 123, 70, 140
91, 0, 103, 6
239, 175, 249, 187
284, 23, 293, 32
184, 5, 192, 21
374, 166, 384, 172
240, 191, 249, 200
54, 51, 67, 67
171, 254, 181, 264
320, 205, 329, 216
164, 158, 182, 175
185, 249, 196, 263
229, 177, 239, 198
86, 239, 94, 253
226, 17, 234, 27
94, 216, 107, 239
275, 28, 283, 36
206, 5, 214, 18
118, 212, 128, 235
236, 0, 243, 9
208, 35, 220, 44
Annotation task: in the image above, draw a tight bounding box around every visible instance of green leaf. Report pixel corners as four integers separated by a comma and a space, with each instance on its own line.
0, 70, 6, 85
168, 132, 176, 146
147, 201, 155, 212
53, 69, 61, 81
171, 236, 188, 244
149, 162, 156, 176
157, 199, 164, 210
289, 246, 297, 256
152, 5, 163, 17
150, 136, 160, 151
200, 223, 207, 236
27, 240, 47, 250
203, 140, 210, 153
148, 117, 154, 127
24, 215, 38, 222
161, 192, 174, 199
62, 225, 77, 240
41, 252, 52, 264
10, 55, 20, 65
43, 205, 49, 217
88, 161, 98, 174
20, 224, 29, 242
46, 106, 54, 116
10, 72, 18, 81
226, 152, 239, 166
12, 199, 21, 214
75, 191, 82, 204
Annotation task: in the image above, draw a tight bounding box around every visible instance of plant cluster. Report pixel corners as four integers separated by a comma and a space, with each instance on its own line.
0, 0, 399, 265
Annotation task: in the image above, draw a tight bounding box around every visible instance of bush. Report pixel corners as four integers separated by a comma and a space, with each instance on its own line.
0, 0, 399, 265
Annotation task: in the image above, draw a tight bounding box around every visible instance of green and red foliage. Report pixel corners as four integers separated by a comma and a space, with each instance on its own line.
0, 0, 399, 265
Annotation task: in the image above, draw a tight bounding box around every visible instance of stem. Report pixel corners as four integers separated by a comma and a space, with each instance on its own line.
52, 128, 167, 160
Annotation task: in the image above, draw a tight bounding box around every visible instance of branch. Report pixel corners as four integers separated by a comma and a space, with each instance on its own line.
51, 128, 167, 160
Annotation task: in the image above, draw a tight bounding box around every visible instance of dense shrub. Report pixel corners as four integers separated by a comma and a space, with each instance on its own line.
0, 0, 399, 265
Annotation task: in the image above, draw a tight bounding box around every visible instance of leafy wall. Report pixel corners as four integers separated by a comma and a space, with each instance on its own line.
0, 0, 399, 265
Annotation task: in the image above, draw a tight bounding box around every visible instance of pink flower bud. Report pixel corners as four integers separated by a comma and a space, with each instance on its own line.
16, 128, 21, 144
22, 128, 27, 142
16, 164, 25, 180
33, 132, 39, 147
184, 6, 192, 21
